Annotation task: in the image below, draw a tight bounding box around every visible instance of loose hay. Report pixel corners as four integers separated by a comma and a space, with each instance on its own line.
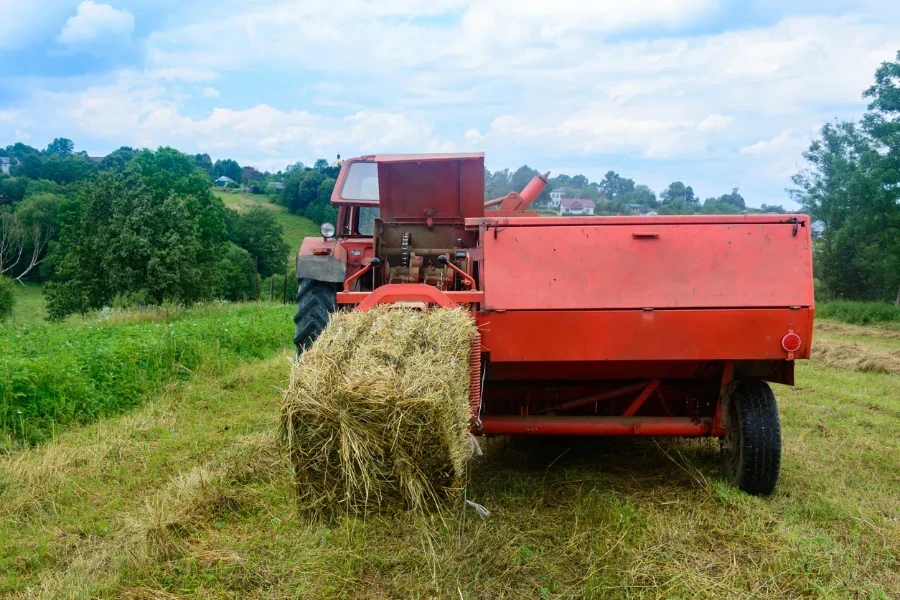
281, 306, 477, 517
811, 339, 900, 375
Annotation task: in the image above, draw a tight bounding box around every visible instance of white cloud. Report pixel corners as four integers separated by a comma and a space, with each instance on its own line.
15, 130, 31, 141
43, 70, 451, 163
202, 87, 221, 98
57, 1, 135, 46
0, 111, 18, 122
739, 130, 807, 155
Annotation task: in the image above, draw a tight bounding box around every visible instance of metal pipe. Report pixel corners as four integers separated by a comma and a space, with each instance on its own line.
342, 258, 380, 292
478, 416, 724, 437
518, 171, 550, 206
484, 171, 550, 208
438, 255, 476, 289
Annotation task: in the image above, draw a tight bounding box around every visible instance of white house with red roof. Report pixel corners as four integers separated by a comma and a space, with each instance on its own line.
560, 198, 595, 215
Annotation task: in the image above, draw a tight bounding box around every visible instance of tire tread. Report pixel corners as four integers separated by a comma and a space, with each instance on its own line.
293, 279, 336, 351
728, 379, 782, 495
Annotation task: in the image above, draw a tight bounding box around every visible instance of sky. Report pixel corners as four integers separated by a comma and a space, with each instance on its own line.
0, 0, 897, 208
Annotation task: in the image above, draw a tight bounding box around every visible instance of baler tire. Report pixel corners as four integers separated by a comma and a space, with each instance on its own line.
722, 379, 782, 496
293, 278, 336, 354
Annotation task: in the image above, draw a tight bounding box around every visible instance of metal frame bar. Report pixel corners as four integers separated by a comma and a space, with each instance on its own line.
478, 416, 726, 437
622, 379, 660, 416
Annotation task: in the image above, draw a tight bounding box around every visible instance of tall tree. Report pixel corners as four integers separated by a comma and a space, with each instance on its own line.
226, 206, 289, 278
598, 171, 635, 200
44, 138, 74, 158
99, 147, 137, 171
791, 51, 900, 302
213, 158, 242, 182
659, 181, 698, 214
193, 153, 214, 178
46, 167, 227, 318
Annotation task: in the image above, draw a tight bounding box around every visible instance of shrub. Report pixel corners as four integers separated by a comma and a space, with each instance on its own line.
817, 300, 900, 325
0, 276, 14, 321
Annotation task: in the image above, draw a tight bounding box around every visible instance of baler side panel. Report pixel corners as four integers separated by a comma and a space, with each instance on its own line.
476, 308, 812, 362
481, 223, 813, 310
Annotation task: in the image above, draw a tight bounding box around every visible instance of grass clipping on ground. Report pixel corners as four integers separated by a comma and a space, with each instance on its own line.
812, 338, 900, 375
281, 306, 477, 517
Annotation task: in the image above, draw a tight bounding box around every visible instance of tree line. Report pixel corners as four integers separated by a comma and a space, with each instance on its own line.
485, 166, 787, 215
0, 144, 322, 318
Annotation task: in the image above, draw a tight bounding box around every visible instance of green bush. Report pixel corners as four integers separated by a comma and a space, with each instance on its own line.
0, 302, 293, 447
0, 276, 14, 321
817, 300, 900, 325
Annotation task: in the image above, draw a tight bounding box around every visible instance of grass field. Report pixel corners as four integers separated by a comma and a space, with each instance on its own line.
1, 296, 293, 449
212, 190, 319, 256
5, 282, 46, 328
1, 314, 898, 598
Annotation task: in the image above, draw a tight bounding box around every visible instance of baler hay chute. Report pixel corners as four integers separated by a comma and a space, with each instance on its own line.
284, 153, 814, 505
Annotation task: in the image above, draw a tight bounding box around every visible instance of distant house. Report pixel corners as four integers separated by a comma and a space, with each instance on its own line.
267, 181, 284, 190
548, 187, 571, 209
215, 176, 236, 187
560, 198, 595, 216
0, 157, 10, 175
89, 156, 105, 164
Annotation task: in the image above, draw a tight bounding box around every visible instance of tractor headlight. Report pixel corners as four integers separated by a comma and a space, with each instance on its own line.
320, 222, 336, 239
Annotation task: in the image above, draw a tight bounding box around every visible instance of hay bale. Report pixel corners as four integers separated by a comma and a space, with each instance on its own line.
281, 306, 477, 516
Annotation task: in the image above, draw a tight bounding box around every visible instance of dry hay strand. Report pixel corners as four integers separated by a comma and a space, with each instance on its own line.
0, 400, 177, 519
811, 339, 900, 375
119, 588, 180, 600
816, 321, 900, 339
133, 432, 285, 561
281, 306, 477, 517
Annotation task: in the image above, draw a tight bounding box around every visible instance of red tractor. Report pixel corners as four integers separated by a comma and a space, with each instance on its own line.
294, 153, 814, 495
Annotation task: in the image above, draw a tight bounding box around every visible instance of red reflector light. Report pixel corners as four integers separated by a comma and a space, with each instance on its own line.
313, 248, 332, 256
782, 333, 802, 352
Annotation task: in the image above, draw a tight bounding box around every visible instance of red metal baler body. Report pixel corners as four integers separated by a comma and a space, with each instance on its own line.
299, 153, 814, 441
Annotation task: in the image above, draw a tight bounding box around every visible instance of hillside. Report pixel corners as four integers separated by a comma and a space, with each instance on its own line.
212, 190, 320, 256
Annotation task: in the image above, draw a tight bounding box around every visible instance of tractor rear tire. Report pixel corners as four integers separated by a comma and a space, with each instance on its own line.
722, 379, 781, 496
293, 278, 336, 354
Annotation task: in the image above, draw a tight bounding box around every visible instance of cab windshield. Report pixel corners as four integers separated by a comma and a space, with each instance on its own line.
358, 207, 379, 236
340, 161, 379, 201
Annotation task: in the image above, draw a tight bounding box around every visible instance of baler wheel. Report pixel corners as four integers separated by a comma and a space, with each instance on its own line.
722, 379, 782, 495
293, 278, 336, 354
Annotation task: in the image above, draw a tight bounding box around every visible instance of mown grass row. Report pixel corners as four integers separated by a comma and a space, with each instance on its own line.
1, 302, 294, 449
817, 300, 900, 325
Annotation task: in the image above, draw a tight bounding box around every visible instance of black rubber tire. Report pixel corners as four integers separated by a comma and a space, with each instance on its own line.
293, 278, 336, 353
722, 379, 782, 495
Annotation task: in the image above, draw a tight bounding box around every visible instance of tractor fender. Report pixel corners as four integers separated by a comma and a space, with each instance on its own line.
295, 255, 346, 283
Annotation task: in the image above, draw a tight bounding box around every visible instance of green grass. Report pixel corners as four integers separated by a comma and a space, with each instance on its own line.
212, 189, 319, 255
0, 319, 897, 598
6, 282, 47, 328
818, 300, 900, 325
0, 302, 293, 449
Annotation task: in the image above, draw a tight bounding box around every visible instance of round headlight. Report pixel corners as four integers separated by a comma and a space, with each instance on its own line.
320, 222, 336, 238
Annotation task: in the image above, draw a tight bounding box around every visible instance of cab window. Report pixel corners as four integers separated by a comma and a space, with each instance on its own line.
340, 162, 379, 201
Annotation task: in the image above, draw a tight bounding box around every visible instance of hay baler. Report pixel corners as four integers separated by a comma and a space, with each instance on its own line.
294, 153, 814, 495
